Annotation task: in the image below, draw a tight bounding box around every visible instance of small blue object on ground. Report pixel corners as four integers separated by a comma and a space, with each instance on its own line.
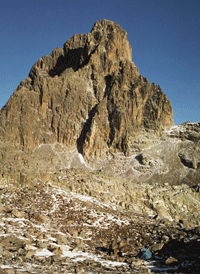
140, 249, 152, 260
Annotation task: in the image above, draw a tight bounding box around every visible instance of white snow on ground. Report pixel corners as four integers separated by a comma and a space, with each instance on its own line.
166, 122, 200, 135
166, 125, 181, 134
35, 249, 53, 257
0, 183, 161, 273
1, 217, 26, 223
0, 265, 13, 269
78, 153, 86, 165
54, 187, 118, 210
61, 249, 127, 268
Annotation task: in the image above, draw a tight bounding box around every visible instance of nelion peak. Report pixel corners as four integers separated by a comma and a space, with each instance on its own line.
0, 19, 173, 169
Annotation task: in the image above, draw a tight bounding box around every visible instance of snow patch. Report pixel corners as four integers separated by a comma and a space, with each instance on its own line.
35, 248, 53, 257
78, 153, 87, 165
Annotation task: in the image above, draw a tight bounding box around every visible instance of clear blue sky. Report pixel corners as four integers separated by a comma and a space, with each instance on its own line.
0, 0, 199, 125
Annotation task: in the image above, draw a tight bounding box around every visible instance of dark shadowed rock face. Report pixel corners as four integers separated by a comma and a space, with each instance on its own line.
0, 19, 173, 164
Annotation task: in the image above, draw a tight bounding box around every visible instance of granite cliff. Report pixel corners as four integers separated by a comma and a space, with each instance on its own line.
0, 19, 173, 167
0, 18, 199, 196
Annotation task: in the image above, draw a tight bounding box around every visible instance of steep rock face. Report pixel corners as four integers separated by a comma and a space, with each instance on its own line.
0, 19, 173, 164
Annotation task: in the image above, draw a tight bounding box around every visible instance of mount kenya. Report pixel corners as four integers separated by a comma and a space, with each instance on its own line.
0, 19, 200, 273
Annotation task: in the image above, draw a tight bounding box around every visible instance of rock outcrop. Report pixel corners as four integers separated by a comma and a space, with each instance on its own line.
0, 19, 199, 189
0, 19, 200, 274
0, 19, 173, 167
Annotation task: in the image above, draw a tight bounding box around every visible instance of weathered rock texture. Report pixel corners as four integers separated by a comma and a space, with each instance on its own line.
0, 20, 200, 274
0, 19, 173, 167
1, 178, 200, 273
0, 19, 200, 189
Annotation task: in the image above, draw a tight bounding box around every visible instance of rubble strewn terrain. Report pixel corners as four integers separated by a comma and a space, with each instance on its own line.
0, 19, 200, 273
1, 182, 200, 274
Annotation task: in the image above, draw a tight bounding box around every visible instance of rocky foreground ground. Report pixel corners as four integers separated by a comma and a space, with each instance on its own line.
0, 181, 200, 274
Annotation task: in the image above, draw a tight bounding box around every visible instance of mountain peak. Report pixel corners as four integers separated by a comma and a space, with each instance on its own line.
0, 20, 174, 168
91, 19, 128, 38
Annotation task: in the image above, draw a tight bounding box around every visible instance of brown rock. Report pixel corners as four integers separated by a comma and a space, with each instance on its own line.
15, 272, 30, 274
36, 232, 44, 240
24, 232, 34, 240
34, 214, 48, 223
65, 257, 72, 263
66, 220, 74, 225
0, 204, 12, 213
116, 257, 125, 262
3, 249, 13, 257
161, 235, 170, 243
11, 209, 25, 218
195, 226, 200, 235
24, 244, 36, 251
165, 256, 178, 265
132, 259, 143, 266
74, 238, 83, 248
51, 247, 63, 255
55, 233, 69, 245
0, 246, 3, 256
149, 243, 164, 252
0, 203, 5, 212
68, 228, 78, 237
120, 244, 135, 254
0, 19, 173, 171
1, 269, 15, 274
25, 250, 36, 258
79, 230, 87, 239
36, 241, 48, 249
52, 253, 62, 259
18, 248, 27, 255
1, 236, 26, 251
59, 245, 68, 252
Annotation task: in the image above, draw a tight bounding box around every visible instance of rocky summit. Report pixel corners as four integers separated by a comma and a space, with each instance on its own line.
0, 19, 200, 273
0, 19, 173, 166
